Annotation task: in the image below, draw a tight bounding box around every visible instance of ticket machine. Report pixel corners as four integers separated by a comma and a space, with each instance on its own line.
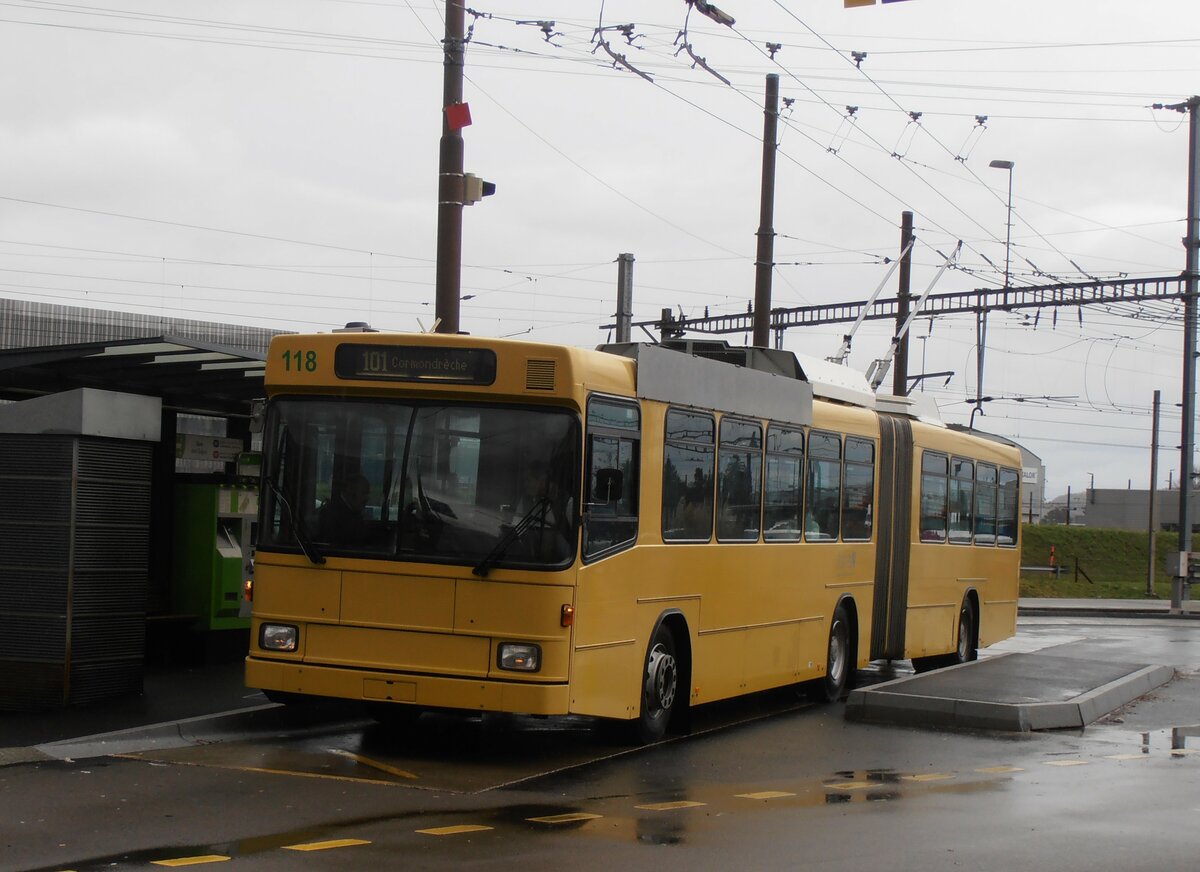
172, 462, 258, 633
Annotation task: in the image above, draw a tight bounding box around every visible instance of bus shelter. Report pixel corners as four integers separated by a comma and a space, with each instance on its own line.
0, 336, 266, 708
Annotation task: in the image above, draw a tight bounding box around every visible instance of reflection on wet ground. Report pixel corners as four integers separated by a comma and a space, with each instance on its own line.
118, 685, 818, 793
34, 708, 1200, 872
1085, 723, 1200, 755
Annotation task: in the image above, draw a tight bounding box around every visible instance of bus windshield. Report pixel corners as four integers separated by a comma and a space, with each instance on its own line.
259, 398, 580, 570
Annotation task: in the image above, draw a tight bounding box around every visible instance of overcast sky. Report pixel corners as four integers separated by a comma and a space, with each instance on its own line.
1, 0, 1198, 498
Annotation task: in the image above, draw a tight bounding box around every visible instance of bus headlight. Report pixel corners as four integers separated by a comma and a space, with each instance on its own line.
497, 643, 540, 672
260, 623, 298, 652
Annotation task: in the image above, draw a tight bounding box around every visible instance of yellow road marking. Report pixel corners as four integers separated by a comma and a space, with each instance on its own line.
825, 781, 873, 790
328, 748, 418, 780
635, 800, 706, 811
1105, 754, 1148, 761
283, 839, 371, 852
527, 813, 603, 824
1169, 748, 1199, 756
975, 766, 1023, 774
736, 791, 796, 800
151, 857, 230, 867
112, 754, 403, 788
417, 825, 494, 836
1043, 760, 1089, 767
902, 773, 955, 783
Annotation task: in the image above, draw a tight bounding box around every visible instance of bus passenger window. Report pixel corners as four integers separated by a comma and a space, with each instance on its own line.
920, 451, 949, 542
764, 425, 804, 542
997, 467, 1020, 546
842, 437, 875, 541
583, 397, 640, 560
805, 431, 841, 541
662, 410, 715, 542
948, 457, 974, 544
974, 463, 998, 545
717, 419, 762, 542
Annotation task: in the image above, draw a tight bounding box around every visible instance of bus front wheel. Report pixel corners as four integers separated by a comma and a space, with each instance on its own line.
821, 605, 851, 702
632, 624, 678, 744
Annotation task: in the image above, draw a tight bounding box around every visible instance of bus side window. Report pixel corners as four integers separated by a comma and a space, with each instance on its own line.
948, 457, 974, 544
842, 437, 875, 541
805, 431, 841, 542
764, 425, 804, 542
974, 463, 998, 545
583, 398, 640, 560
919, 451, 949, 542
662, 409, 715, 542
997, 467, 1020, 546
716, 418, 762, 542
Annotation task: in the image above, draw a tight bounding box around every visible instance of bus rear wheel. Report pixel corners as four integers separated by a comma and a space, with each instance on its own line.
632, 624, 678, 744
912, 598, 978, 672
954, 598, 978, 664
821, 605, 851, 702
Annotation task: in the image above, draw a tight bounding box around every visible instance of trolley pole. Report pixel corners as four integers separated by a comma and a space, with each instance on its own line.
1173, 96, 1199, 610
434, 0, 466, 334
752, 74, 779, 348
893, 210, 914, 396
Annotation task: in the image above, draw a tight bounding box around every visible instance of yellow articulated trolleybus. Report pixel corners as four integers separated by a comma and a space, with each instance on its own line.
246, 330, 1022, 742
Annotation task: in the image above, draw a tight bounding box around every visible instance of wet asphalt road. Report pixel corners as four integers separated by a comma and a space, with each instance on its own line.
2, 615, 1198, 872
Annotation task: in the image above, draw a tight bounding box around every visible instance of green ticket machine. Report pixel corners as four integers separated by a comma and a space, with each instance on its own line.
172, 475, 258, 633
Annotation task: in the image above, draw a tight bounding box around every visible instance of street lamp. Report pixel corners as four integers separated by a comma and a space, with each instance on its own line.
988, 159, 1015, 288
972, 159, 1015, 429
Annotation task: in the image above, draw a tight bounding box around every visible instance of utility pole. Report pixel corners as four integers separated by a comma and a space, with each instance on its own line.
752, 74, 779, 348
615, 253, 635, 343
1181, 96, 1200, 609
434, 1, 466, 334
1157, 96, 1200, 610
893, 210, 914, 396
1149, 389, 1161, 597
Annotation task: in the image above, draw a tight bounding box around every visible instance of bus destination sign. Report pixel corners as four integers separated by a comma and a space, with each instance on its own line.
334, 343, 497, 385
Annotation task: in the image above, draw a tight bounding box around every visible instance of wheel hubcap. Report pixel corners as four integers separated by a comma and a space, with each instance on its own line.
828, 620, 846, 683
645, 643, 677, 716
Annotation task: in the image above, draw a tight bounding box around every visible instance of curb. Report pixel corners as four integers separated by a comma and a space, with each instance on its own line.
28, 702, 369, 763
844, 654, 1176, 732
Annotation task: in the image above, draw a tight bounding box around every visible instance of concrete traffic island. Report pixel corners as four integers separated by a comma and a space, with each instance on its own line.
845, 652, 1176, 731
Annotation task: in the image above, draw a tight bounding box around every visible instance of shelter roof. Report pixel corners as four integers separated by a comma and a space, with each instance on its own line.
0, 335, 266, 417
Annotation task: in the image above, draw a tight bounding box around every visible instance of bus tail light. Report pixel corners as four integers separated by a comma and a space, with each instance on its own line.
561, 604, 574, 627
498, 643, 540, 672
243, 578, 254, 603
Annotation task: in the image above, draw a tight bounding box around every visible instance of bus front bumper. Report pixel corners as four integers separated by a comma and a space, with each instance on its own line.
245, 656, 570, 715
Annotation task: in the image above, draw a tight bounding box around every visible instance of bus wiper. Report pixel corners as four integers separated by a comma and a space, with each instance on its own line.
473, 497, 549, 578
263, 473, 326, 566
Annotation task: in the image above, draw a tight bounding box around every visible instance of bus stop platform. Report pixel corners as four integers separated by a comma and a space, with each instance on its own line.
845, 648, 1175, 732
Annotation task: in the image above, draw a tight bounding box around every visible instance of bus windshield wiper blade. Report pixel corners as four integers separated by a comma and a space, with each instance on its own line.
473, 497, 549, 578
264, 474, 326, 566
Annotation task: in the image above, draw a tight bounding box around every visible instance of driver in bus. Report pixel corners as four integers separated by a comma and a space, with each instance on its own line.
512, 460, 573, 561
318, 473, 371, 545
